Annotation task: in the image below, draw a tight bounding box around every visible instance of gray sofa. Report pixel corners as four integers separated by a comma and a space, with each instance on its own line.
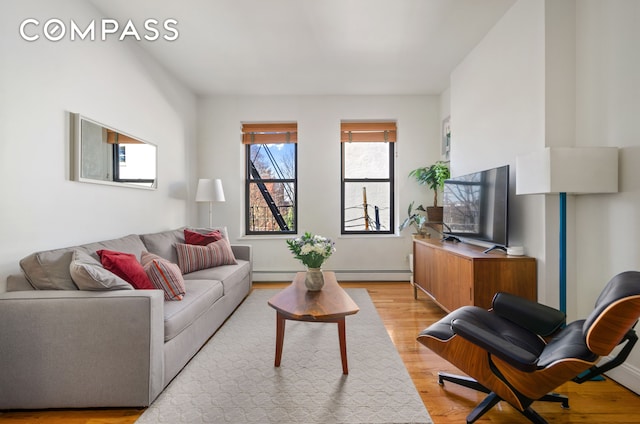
0, 227, 252, 409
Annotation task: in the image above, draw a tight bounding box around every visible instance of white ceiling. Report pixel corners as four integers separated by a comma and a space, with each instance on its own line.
91, 0, 515, 96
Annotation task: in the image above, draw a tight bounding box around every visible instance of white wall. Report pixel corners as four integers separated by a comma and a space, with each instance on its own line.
450, 0, 547, 294
0, 0, 197, 289
450, 0, 640, 394
574, 0, 640, 393
197, 95, 439, 281
451, 0, 545, 177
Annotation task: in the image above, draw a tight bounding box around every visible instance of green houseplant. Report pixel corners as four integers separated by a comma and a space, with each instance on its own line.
408, 161, 450, 222
399, 201, 428, 238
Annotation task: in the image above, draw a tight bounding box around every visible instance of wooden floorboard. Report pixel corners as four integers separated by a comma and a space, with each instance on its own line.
1, 281, 638, 423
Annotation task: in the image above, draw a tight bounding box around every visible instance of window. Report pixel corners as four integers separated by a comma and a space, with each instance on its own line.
341, 122, 396, 234
107, 131, 156, 186
243, 123, 297, 235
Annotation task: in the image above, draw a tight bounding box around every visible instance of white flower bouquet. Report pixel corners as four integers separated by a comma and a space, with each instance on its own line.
286, 232, 336, 269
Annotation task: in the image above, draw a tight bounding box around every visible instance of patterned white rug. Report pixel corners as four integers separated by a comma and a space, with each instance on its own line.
137, 288, 432, 424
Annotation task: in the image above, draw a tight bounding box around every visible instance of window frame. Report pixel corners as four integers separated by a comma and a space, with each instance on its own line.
110, 143, 155, 186
341, 141, 395, 235
245, 142, 298, 235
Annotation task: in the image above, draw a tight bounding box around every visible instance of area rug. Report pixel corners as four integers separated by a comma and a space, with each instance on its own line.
136, 288, 432, 424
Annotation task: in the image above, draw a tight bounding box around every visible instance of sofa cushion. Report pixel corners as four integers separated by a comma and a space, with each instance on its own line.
20, 249, 78, 290
183, 259, 251, 294
163, 280, 224, 342
81, 234, 147, 259
98, 250, 155, 290
184, 229, 223, 246
140, 227, 229, 263
141, 252, 186, 301
69, 250, 134, 291
19, 234, 147, 291
175, 239, 237, 274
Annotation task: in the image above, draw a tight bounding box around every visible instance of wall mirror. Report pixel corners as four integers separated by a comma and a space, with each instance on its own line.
72, 113, 157, 189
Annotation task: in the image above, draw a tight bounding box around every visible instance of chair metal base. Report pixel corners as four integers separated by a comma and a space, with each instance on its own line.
437, 372, 569, 424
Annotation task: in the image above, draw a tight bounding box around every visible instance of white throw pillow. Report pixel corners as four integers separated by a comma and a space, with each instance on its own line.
69, 250, 133, 291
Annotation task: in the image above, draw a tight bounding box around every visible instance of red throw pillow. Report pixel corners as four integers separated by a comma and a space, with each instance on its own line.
97, 249, 155, 290
184, 229, 223, 246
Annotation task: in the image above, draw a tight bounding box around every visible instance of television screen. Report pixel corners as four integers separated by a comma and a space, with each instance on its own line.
442, 165, 509, 250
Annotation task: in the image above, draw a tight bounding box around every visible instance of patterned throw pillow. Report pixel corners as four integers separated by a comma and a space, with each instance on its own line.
97, 249, 155, 290
140, 252, 186, 301
175, 238, 237, 274
184, 229, 223, 246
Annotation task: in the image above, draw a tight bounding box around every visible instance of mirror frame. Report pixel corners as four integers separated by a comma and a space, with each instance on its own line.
71, 113, 157, 190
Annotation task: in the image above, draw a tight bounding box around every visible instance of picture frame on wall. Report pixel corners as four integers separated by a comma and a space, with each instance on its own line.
441, 116, 451, 160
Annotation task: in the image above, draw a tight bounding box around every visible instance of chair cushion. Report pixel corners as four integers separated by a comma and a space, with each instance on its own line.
162, 280, 224, 342
538, 320, 598, 367
420, 305, 546, 360
419, 306, 481, 341
493, 292, 566, 337
584, 271, 640, 332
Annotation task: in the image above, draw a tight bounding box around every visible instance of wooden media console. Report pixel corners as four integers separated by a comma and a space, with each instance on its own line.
412, 238, 536, 312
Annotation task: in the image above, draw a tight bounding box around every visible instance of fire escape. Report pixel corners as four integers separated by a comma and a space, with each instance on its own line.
250, 144, 294, 231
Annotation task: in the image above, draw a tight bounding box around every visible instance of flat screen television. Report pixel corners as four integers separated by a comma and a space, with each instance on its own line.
442, 165, 509, 253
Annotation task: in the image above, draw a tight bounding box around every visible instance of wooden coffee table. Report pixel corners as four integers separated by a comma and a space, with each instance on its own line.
267, 271, 359, 374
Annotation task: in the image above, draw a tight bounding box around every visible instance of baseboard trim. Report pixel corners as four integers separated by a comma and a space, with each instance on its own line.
605, 358, 640, 395
253, 269, 412, 282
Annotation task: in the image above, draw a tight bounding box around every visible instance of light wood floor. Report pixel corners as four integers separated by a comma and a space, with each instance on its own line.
1, 282, 639, 423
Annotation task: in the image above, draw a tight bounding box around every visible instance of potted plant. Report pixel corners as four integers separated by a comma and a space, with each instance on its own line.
399, 201, 428, 238
408, 161, 450, 223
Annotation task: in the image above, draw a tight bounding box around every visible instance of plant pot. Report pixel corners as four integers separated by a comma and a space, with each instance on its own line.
426, 206, 443, 223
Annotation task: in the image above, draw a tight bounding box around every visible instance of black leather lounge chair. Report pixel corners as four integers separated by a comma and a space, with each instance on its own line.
417, 271, 640, 424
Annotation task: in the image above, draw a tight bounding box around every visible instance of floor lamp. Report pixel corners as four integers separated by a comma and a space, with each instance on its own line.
516, 147, 618, 313
196, 178, 226, 228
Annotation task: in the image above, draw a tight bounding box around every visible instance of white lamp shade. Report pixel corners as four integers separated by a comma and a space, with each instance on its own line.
196, 178, 226, 202
516, 147, 618, 195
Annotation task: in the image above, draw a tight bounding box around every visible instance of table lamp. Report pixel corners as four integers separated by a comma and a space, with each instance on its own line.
196, 178, 226, 227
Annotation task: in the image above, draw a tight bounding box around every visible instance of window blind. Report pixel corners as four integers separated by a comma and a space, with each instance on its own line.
241, 122, 298, 144
340, 122, 397, 142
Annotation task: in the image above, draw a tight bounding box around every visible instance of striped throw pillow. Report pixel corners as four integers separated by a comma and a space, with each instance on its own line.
141, 252, 186, 301
175, 238, 237, 274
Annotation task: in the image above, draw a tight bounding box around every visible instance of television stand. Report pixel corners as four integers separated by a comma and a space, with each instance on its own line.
483, 245, 507, 254
412, 238, 537, 311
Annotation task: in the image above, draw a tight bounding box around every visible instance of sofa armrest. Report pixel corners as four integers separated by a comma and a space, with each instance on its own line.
6, 273, 33, 291
231, 244, 252, 262
0, 289, 165, 409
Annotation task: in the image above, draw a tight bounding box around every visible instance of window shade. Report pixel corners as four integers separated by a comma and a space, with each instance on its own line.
241, 122, 298, 144
340, 122, 397, 142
